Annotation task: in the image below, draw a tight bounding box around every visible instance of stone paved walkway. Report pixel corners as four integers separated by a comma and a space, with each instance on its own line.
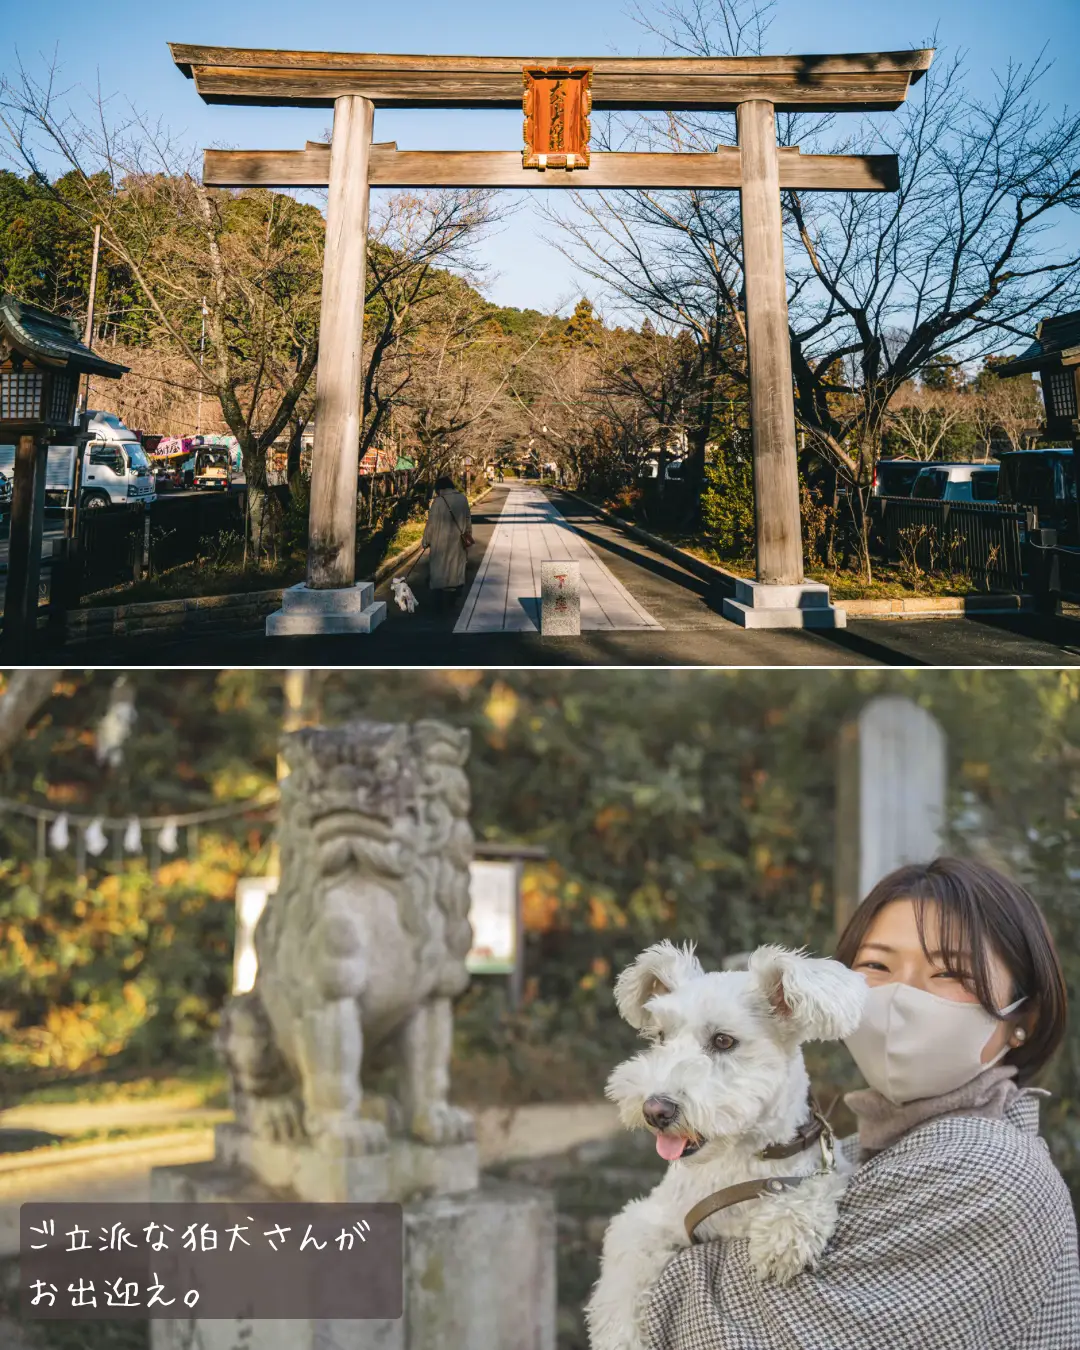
454, 486, 662, 634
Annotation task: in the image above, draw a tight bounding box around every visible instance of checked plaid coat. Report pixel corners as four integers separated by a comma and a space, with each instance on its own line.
645, 1092, 1080, 1350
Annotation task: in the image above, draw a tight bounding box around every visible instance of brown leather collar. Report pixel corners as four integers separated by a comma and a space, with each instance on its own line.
757, 1092, 831, 1161
684, 1176, 808, 1243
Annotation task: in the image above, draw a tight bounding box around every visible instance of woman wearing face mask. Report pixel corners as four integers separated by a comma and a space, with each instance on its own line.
646, 857, 1079, 1350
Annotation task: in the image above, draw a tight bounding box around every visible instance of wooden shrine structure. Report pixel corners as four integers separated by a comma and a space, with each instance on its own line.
170, 44, 934, 633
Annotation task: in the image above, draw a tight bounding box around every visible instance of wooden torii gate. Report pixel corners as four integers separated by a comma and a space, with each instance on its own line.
170, 44, 933, 634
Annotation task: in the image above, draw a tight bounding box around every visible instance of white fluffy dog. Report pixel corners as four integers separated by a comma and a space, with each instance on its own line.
586, 941, 867, 1350
391, 575, 418, 612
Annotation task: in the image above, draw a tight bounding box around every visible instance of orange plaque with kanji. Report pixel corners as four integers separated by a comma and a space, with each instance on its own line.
523, 67, 592, 169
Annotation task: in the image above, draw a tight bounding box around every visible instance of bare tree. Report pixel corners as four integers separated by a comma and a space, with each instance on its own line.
886, 385, 971, 462
398, 290, 553, 479
988, 375, 1046, 453
0, 59, 322, 551
546, 0, 1080, 575
0, 60, 505, 555
360, 190, 505, 469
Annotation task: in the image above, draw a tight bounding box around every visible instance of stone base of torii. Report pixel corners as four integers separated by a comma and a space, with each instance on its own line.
169, 44, 933, 636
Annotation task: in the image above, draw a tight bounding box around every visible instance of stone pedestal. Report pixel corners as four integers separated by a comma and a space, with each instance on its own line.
722, 577, 847, 629
266, 581, 386, 637
149, 1159, 555, 1350
214, 1124, 479, 1204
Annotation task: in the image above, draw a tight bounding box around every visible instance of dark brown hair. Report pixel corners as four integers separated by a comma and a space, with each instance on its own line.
834, 857, 1067, 1083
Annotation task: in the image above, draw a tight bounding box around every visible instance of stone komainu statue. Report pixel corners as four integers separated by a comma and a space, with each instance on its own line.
219, 719, 476, 1155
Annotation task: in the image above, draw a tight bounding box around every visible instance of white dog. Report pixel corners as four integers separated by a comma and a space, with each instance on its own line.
586, 941, 867, 1350
391, 575, 418, 613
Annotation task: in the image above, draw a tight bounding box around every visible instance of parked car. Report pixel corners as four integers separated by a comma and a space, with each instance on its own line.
997, 449, 1079, 539
193, 446, 232, 491
639, 457, 686, 481
873, 458, 925, 498
0, 464, 11, 517
911, 463, 1000, 503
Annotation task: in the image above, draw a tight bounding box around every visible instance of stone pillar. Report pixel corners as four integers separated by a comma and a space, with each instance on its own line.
267, 95, 385, 636
722, 102, 845, 629
834, 695, 947, 937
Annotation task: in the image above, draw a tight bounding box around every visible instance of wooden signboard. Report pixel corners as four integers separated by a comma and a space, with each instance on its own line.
523, 67, 591, 169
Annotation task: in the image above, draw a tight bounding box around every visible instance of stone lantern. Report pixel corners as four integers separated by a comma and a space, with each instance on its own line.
0, 294, 127, 656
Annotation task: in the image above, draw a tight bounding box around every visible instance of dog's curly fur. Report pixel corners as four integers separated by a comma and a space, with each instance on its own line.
586, 942, 867, 1350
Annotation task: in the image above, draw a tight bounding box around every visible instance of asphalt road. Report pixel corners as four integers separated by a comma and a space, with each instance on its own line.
49, 484, 1080, 667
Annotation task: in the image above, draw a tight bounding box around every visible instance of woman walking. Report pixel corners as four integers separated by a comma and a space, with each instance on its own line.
646, 857, 1079, 1350
421, 476, 472, 610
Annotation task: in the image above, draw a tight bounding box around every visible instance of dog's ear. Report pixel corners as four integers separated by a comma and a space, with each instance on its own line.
747, 944, 866, 1043
614, 941, 703, 1029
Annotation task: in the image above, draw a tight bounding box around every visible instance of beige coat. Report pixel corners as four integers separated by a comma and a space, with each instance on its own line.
422, 489, 471, 590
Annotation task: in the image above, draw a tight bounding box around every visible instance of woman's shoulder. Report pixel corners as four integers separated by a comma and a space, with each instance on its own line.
853, 1095, 1071, 1222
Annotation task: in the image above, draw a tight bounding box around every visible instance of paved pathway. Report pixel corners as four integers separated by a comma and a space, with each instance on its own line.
454, 486, 661, 634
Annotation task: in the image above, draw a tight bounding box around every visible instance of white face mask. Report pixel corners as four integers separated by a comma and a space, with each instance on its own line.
844, 981, 1026, 1105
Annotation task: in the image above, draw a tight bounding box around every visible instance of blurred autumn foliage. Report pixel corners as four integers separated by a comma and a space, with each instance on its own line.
2, 670, 1079, 1182
0, 671, 279, 1098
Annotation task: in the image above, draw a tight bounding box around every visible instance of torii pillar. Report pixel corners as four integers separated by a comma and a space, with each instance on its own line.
169, 44, 933, 637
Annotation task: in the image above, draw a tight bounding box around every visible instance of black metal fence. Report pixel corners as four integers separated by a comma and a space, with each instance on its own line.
56, 473, 418, 606
872, 496, 1030, 593
75, 505, 149, 597
148, 492, 246, 574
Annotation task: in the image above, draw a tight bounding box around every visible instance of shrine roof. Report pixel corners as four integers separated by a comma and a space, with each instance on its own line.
0, 294, 128, 378
995, 311, 1080, 377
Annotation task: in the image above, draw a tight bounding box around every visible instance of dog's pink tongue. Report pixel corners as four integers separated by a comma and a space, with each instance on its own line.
656, 1133, 688, 1161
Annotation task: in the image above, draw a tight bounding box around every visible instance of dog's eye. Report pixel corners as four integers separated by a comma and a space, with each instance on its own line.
710, 1032, 737, 1053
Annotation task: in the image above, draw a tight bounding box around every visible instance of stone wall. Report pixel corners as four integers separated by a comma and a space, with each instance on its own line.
60, 590, 284, 644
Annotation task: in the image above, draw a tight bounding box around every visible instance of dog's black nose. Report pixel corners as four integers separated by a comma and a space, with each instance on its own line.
643, 1095, 680, 1129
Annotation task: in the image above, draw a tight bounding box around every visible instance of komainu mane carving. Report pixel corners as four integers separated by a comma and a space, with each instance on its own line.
219, 719, 475, 1155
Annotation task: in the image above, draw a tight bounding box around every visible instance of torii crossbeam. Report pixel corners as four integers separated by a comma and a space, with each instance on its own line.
171, 44, 933, 634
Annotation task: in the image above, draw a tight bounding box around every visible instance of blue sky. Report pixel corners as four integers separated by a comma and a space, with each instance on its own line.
7, 0, 1080, 314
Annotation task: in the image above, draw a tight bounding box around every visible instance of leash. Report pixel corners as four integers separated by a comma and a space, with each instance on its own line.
684, 1175, 809, 1243
682, 1091, 837, 1245
401, 545, 428, 583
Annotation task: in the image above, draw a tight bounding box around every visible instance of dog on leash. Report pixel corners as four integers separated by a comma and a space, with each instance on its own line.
586, 941, 867, 1350
391, 576, 418, 613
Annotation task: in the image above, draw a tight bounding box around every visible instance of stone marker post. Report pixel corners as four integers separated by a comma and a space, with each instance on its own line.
540, 559, 581, 635
151, 718, 555, 1350
834, 695, 947, 937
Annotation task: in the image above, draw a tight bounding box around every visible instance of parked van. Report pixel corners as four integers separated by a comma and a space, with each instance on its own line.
0, 411, 156, 512
873, 458, 924, 498
640, 457, 685, 481
911, 462, 999, 503
997, 449, 1078, 539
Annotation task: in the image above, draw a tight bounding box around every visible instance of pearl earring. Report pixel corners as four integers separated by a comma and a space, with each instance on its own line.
1012, 1028, 1027, 1045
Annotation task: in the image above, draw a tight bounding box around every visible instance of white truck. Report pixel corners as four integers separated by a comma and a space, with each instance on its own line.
0, 410, 156, 511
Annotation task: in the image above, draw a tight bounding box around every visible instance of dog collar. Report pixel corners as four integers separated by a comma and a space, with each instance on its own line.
682, 1094, 839, 1244
757, 1091, 835, 1169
